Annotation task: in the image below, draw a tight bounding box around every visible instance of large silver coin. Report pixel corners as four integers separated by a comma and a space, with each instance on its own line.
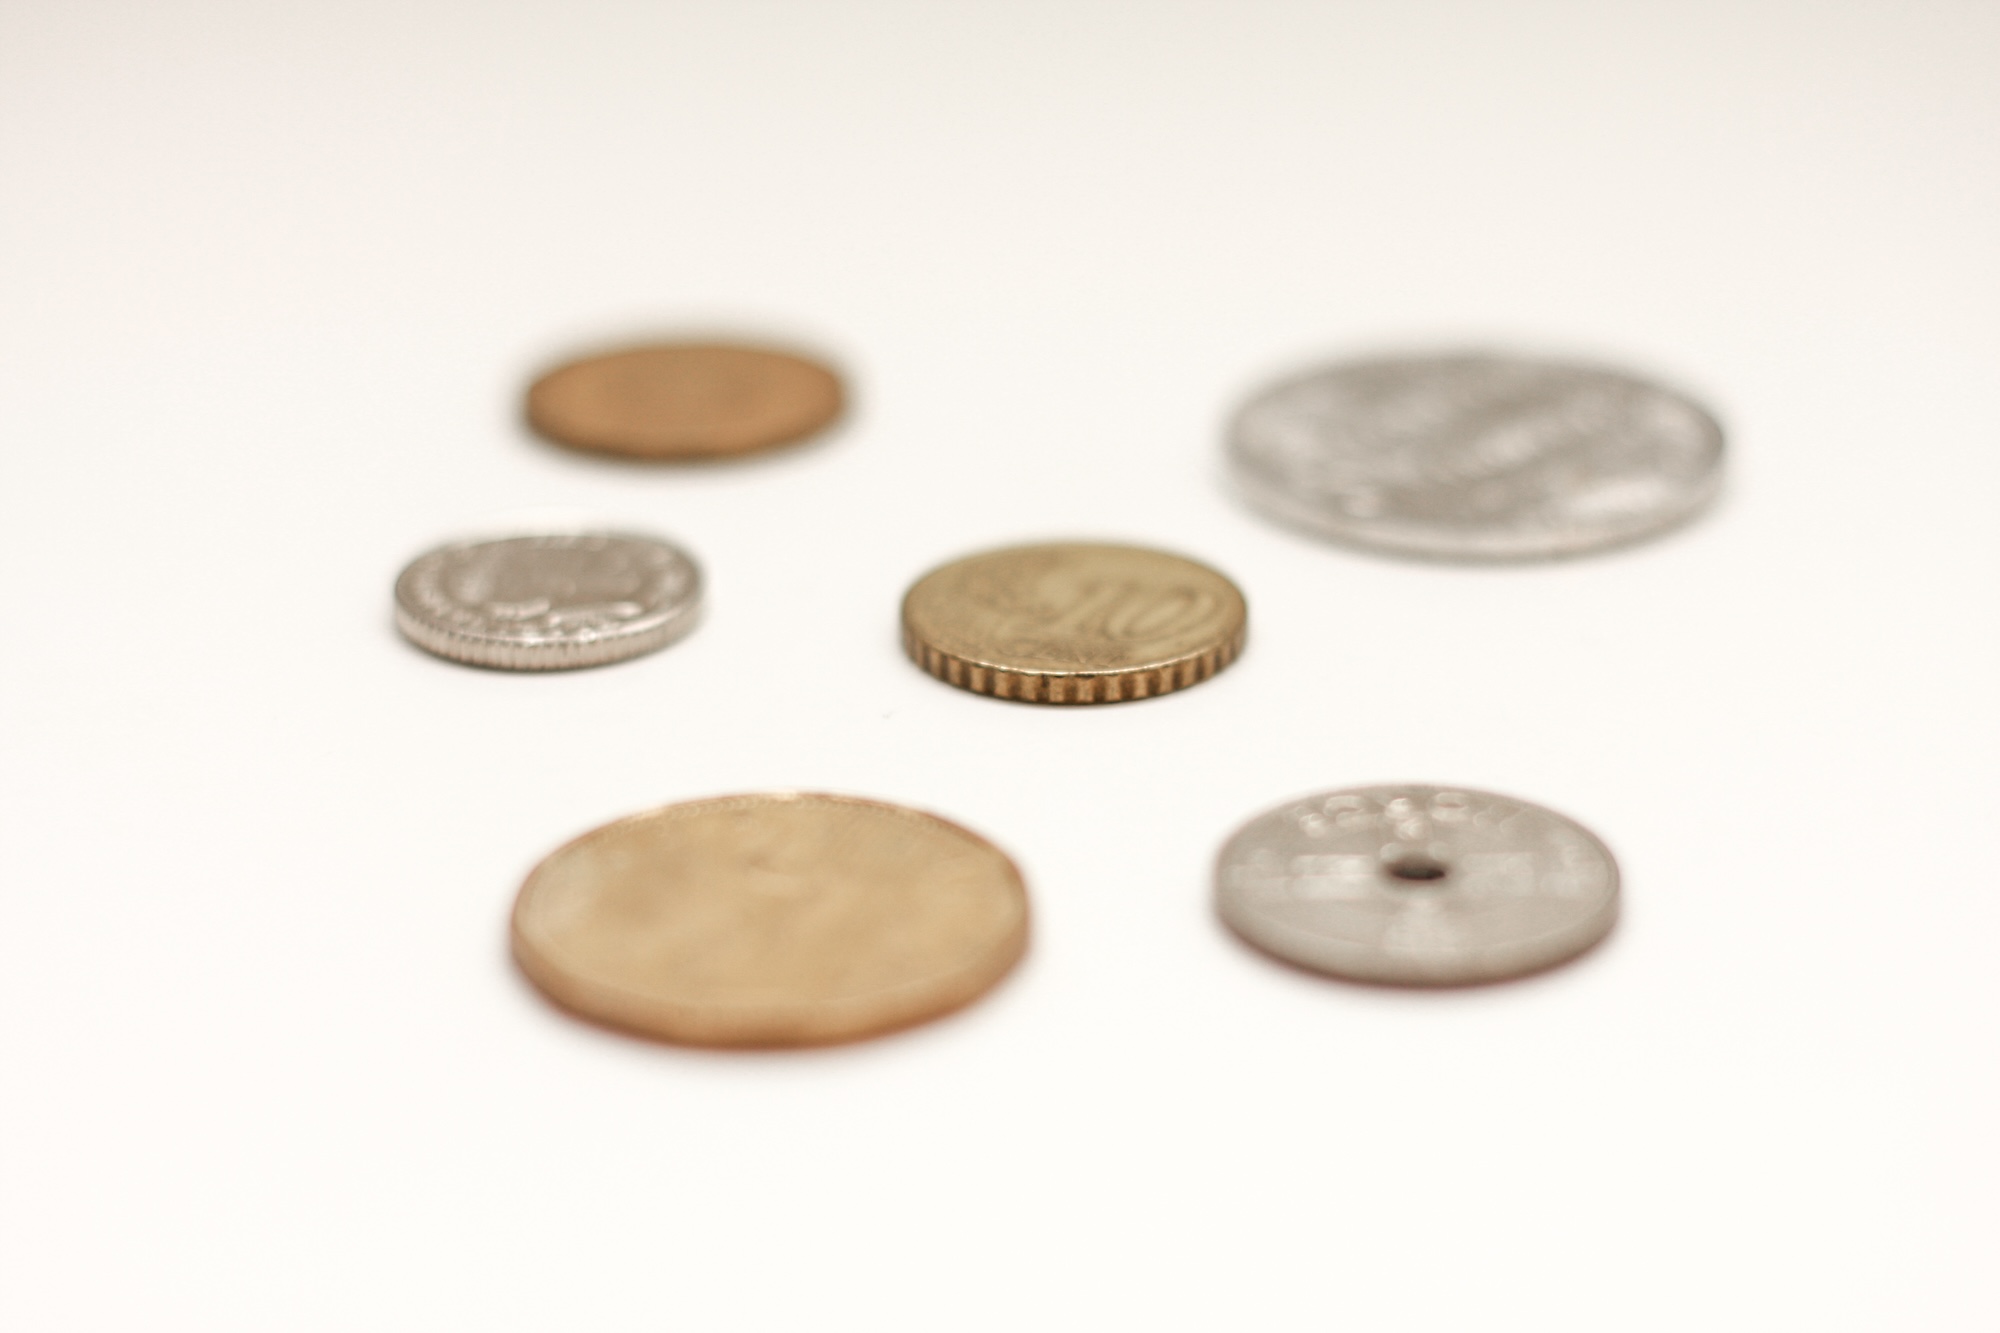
1215, 784, 1618, 985
1227, 352, 1722, 560
394, 531, 701, 670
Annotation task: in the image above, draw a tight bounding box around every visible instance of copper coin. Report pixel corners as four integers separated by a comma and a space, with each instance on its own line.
901, 541, 1247, 704
511, 793, 1030, 1047
525, 342, 843, 459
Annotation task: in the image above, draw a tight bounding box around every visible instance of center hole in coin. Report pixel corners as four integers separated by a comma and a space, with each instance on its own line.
1384, 850, 1449, 883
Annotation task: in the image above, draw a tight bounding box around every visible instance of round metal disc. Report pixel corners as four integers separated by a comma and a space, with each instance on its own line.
900, 541, 1247, 704
1215, 784, 1618, 985
512, 792, 1030, 1047
394, 531, 701, 670
1227, 351, 1723, 560
525, 342, 843, 460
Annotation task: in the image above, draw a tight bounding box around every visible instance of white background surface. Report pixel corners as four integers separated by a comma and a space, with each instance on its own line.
3, 2, 1995, 1327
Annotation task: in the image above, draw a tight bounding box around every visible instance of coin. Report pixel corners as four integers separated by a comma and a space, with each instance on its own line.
394, 531, 701, 670
511, 793, 1030, 1047
1215, 784, 1618, 985
901, 541, 1247, 705
1227, 351, 1723, 560
525, 342, 843, 459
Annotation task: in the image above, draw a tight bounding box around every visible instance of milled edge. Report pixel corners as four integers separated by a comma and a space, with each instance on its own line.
393, 597, 700, 671
901, 618, 1247, 705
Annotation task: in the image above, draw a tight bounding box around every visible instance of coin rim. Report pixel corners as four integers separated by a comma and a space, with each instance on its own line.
1225, 350, 1725, 562
1213, 782, 1620, 986
524, 340, 846, 460
511, 791, 1032, 1048
899, 540, 1249, 705
393, 530, 704, 672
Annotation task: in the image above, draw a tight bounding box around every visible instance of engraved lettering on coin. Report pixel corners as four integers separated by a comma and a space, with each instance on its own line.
394, 531, 701, 671
900, 541, 1247, 705
1227, 352, 1723, 560
511, 793, 1031, 1047
1215, 784, 1618, 985
526, 341, 843, 460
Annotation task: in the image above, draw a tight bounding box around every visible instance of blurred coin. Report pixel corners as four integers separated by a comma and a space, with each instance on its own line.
512, 793, 1030, 1047
394, 530, 700, 670
1227, 352, 1722, 560
902, 541, 1246, 704
526, 342, 842, 459
1215, 784, 1617, 985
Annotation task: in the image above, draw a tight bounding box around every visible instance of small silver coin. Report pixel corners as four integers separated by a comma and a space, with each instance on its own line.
1215, 784, 1618, 985
394, 531, 701, 670
1227, 352, 1722, 560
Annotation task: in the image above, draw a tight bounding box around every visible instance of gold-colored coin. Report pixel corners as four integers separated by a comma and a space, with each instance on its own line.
901, 541, 1247, 704
511, 793, 1029, 1048
525, 341, 843, 460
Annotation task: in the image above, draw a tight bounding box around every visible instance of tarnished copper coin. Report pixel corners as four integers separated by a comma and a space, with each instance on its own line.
525, 342, 843, 459
901, 541, 1247, 704
512, 793, 1030, 1048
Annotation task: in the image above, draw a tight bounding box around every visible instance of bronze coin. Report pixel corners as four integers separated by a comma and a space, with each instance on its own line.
901, 541, 1248, 705
512, 793, 1030, 1048
525, 342, 843, 459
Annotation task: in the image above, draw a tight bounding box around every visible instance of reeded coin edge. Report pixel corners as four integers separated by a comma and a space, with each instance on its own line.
510, 792, 1033, 1048
1211, 783, 1621, 987
393, 597, 700, 671
901, 619, 1247, 704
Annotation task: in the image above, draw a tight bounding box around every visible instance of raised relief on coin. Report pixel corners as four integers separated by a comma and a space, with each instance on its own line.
900, 541, 1247, 704
511, 793, 1030, 1047
394, 531, 701, 670
525, 341, 843, 460
1227, 351, 1723, 560
1215, 784, 1618, 985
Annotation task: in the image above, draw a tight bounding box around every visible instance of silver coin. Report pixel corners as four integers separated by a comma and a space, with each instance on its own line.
1215, 784, 1618, 985
394, 531, 701, 670
1227, 352, 1723, 560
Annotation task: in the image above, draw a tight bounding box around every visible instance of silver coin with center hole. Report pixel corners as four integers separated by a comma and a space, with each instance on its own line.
1215, 784, 1618, 985
394, 531, 702, 670
1227, 351, 1722, 560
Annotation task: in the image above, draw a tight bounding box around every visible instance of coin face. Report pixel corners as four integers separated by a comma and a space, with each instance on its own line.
1215, 784, 1618, 985
526, 342, 843, 459
901, 541, 1247, 704
1227, 352, 1723, 560
512, 793, 1030, 1047
394, 531, 701, 670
